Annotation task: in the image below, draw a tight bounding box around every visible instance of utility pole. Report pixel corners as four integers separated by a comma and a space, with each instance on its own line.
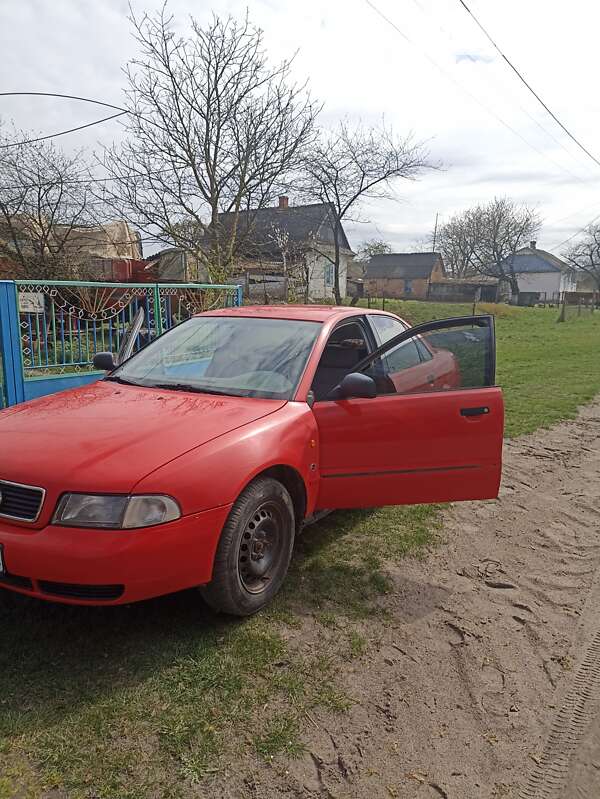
432, 212, 439, 251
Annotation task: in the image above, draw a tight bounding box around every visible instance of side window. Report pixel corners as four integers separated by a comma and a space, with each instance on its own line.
368, 314, 406, 345
311, 320, 370, 401
363, 318, 495, 396
368, 314, 422, 381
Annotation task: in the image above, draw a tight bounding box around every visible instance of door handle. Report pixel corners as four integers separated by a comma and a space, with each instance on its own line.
460, 406, 490, 417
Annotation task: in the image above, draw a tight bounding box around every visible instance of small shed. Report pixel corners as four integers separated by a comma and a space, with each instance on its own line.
365, 252, 445, 299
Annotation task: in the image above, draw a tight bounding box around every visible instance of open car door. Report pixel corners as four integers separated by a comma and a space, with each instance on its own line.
116, 307, 145, 365
313, 315, 504, 510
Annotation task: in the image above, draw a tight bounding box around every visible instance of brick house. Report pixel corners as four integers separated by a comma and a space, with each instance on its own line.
366, 252, 445, 299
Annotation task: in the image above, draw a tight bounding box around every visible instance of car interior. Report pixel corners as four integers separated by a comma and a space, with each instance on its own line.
311, 321, 371, 400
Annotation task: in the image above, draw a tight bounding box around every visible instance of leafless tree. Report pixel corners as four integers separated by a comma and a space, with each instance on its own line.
355, 238, 392, 261
299, 121, 431, 304
0, 126, 99, 280
433, 212, 478, 279
564, 225, 600, 292
100, 7, 318, 283
436, 198, 540, 295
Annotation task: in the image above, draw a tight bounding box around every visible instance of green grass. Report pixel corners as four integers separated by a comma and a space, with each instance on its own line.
0, 503, 437, 798
3, 300, 600, 796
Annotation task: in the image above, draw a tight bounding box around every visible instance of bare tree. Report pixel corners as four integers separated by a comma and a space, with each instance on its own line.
0, 126, 98, 280
101, 7, 318, 283
464, 197, 540, 296
433, 212, 479, 279
355, 238, 392, 261
564, 225, 600, 292
299, 121, 431, 304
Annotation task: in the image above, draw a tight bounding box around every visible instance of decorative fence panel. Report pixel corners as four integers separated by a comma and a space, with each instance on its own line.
0, 279, 242, 406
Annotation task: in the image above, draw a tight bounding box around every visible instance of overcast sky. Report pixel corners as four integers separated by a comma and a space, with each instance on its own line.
1, 0, 599, 257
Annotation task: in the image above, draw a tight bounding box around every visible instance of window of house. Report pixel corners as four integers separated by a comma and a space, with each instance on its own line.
324, 264, 334, 287
404, 279, 413, 295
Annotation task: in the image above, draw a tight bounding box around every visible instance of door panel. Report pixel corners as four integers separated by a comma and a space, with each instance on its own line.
314, 387, 503, 509
313, 315, 503, 510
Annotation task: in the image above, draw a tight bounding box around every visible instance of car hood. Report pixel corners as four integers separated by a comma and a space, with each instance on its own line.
0, 380, 286, 497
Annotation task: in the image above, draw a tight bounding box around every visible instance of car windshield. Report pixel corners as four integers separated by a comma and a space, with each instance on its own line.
109, 315, 321, 400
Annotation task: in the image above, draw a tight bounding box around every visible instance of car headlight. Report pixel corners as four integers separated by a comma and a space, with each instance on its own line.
52, 494, 181, 529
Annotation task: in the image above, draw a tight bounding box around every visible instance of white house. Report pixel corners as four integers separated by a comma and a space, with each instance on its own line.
505, 241, 576, 300
224, 197, 353, 301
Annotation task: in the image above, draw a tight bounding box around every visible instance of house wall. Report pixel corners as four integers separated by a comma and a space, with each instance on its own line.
366, 258, 444, 300
306, 250, 349, 299
516, 271, 576, 296
367, 276, 430, 299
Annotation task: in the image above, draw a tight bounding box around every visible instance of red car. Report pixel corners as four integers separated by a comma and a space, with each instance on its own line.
0, 306, 503, 615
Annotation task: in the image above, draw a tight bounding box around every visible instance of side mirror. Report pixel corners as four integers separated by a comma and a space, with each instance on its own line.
334, 372, 377, 400
93, 351, 116, 372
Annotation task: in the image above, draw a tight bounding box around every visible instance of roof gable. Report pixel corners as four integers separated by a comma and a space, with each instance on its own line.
366, 252, 443, 280
504, 246, 568, 274
221, 203, 353, 255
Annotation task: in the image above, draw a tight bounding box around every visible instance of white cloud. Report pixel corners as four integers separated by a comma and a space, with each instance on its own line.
1, 0, 598, 257
455, 52, 494, 64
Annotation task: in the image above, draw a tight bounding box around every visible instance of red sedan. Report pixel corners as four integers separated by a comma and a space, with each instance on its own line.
0, 306, 503, 615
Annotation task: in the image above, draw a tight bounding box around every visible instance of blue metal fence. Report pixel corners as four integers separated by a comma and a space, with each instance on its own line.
0, 279, 242, 406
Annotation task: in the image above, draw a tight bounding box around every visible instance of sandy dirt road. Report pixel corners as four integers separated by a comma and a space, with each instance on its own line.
217, 399, 600, 799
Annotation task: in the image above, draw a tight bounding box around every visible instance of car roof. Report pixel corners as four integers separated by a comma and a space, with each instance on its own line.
198, 304, 394, 323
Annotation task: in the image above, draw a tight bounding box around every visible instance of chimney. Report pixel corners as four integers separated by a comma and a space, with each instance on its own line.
278, 195, 289, 209
530, 240, 536, 249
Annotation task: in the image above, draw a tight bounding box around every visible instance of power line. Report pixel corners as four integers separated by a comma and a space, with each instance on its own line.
0, 166, 182, 193
550, 213, 600, 254
0, 112, 128, 149
456, 0, 600, 171
362, 1, 592, 185
546, 200, 600, 229
407, 0, 592, 181
0, 92, 128, 114
0, 90, 165, 142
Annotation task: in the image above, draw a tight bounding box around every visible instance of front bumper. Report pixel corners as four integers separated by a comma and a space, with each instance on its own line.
0, 504, 232, 605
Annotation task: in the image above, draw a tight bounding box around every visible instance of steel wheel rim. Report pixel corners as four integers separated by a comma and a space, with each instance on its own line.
238, 500, 285, 594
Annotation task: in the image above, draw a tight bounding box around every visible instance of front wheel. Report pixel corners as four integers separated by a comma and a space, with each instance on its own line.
201, 477, 295, 616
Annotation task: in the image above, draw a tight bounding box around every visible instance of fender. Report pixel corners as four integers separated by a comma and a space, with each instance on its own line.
134, 401, 321, 517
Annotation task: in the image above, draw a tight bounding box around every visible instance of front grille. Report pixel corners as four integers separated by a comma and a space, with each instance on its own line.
38, 580, 124, 601
0, 480, 44, 522
0, 571, 34, 590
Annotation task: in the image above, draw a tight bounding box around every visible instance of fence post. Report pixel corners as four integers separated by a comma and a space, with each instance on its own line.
0, 281, 25, 406
235, 284, 243, 307
153, 284, 163, 336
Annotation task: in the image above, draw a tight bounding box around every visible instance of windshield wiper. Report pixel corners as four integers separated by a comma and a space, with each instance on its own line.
104, 375, 145, 387
151, 382, 235, 396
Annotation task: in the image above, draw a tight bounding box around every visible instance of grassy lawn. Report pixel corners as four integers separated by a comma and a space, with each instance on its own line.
2, 301, 600, 798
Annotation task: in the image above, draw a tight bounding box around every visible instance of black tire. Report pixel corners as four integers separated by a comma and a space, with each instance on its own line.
201, 476, 295, 616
